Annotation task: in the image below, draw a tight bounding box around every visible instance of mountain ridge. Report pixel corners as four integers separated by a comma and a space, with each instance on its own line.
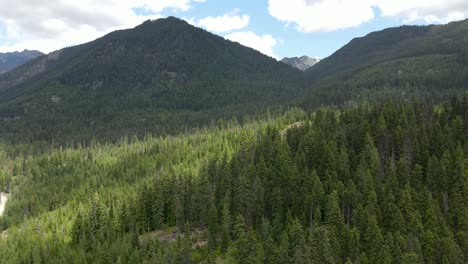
306, 19, 468, 84
0, 49, 43, 74
301, 19, 468, 106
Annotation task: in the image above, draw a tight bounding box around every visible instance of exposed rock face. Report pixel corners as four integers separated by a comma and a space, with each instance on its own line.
281, 56, 320, 71
0, 50, 44, 74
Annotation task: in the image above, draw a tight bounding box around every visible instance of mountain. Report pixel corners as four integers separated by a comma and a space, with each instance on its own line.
304, 19, 468, 102
281, 56, 319, 71
1, 18, 467, 143
0, 50, 43, 74
0, 15, 466, 264
0, 17, 304, 142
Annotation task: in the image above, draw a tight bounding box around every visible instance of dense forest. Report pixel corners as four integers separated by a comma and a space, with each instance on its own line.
0, 15, 467, 264
0, 96, 465, 263
0, 17, 304, 144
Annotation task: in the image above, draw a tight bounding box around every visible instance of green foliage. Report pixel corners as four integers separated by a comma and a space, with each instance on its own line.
0, 96, 466, 263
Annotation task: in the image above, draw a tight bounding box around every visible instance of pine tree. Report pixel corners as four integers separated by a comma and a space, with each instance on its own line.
363, 213, 385, 263
228, 217, 264, 264
151, 178, 165, 230
221, 192, 232, 253
90, 192, 104, 242
261, 221, 280, 264
287, 218, 306, 260
277, 232, 291, 264
71, 210, 84, 244
207, 201, 218, 251
252, 175, 265, 228
309, 226, 335, 264
396, 157, 411, 187
309, 171, 324, 227
326, 191, 344, 229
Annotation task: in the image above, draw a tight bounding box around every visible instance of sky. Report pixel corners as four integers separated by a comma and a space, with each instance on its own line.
0, 0, 467, 59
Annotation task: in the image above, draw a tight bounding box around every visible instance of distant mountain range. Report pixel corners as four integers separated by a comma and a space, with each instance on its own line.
0, 50, 43, 74
281, 56, 319, 71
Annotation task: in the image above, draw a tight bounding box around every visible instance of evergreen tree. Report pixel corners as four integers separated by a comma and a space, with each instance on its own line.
207, 201, 218, 251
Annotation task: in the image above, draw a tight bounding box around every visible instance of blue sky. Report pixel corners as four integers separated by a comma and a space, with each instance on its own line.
161, 1, 403, 58
0, 0, 467, 59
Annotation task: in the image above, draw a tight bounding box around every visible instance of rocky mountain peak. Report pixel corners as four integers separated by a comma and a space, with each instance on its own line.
281, 55, 320, 71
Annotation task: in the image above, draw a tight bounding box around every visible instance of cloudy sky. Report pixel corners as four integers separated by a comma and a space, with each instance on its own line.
1, 0, 467, 59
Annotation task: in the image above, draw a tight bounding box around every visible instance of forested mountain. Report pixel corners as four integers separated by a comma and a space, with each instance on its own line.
0, 96, 465, 263
1, 18, 467, 143
0, 13, 466, 264
0, 50, 43, 74
0, 17, 304, 143
304, 19, 468, 104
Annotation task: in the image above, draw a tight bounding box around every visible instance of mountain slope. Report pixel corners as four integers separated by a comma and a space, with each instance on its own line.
0, 50, 43, 74
0, 17, 304, 142
281, 56, 319, 71
305, 19, 468, 101
0, 96, 465, 263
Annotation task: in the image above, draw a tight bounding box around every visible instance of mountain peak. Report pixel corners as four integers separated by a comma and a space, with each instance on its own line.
281, 56, 320, 71
138, 16, 190, 28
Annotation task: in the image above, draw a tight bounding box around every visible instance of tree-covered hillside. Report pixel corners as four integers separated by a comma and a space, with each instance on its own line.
0, 17, 304, 143
0, 96, 465, 263
1, 18, 467, 144
304, 19, 468, 105
0, 11, 466, 264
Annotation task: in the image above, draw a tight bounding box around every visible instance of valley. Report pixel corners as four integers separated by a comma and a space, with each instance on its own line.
0, 15, 465, 264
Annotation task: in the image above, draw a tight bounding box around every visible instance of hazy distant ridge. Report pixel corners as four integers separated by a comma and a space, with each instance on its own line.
0, 50, 43, 74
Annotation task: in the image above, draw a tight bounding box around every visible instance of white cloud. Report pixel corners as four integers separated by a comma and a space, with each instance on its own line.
224, 31, 278, 58
268, 0, 468, 33
377, 0, 468, 23
187, 10, 276, 58
269, 0, 375, 32
196, 9, 250, 33
0, 0, 202, 53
